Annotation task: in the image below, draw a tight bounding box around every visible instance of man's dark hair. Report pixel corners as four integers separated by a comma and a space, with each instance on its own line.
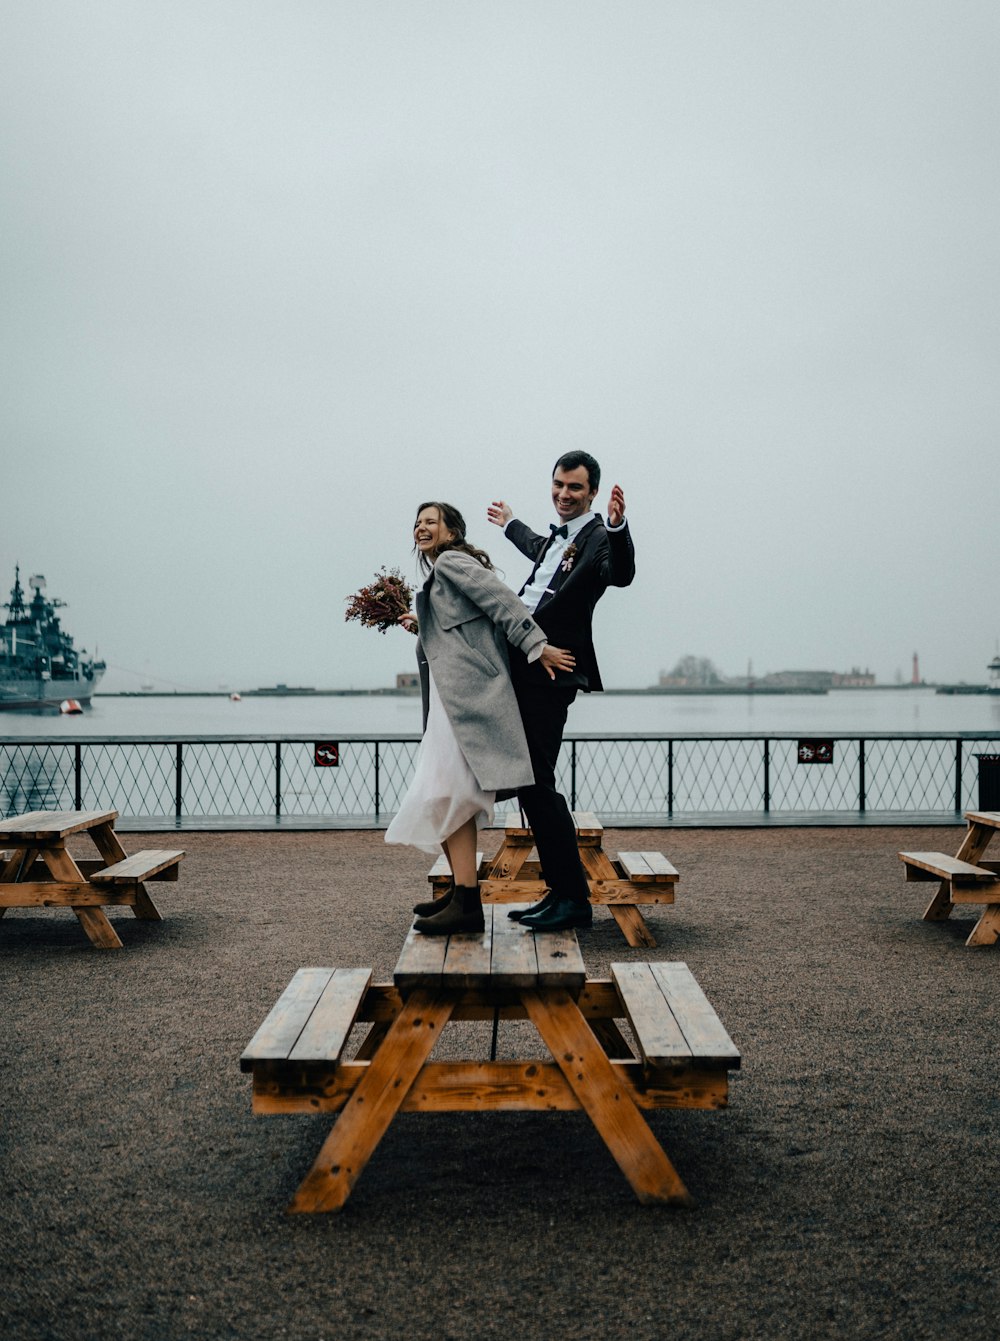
553, 450, 600, 492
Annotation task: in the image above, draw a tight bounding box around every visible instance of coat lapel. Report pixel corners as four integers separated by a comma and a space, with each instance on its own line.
535, 515, 602, 610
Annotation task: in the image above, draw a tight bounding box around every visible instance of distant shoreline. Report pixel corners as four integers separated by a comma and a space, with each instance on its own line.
96, 683, 972, 700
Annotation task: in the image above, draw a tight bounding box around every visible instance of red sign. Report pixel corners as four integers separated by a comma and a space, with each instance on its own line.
798, 739, 834, 765
314, 743, 340, 767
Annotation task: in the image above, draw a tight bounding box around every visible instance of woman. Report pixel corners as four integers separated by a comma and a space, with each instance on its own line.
385, 501, 575, 934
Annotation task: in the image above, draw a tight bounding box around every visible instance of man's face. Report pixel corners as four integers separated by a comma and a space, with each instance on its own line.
551, 465, 598, 523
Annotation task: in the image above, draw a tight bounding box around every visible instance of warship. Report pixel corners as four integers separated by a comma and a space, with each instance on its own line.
0, 567, 106, 710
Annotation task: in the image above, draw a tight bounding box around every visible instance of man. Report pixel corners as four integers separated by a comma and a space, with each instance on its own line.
487, 451, 635, 931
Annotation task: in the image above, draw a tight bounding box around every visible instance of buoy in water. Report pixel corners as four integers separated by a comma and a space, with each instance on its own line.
60, 699, 83, 715
229, 692, 242, 702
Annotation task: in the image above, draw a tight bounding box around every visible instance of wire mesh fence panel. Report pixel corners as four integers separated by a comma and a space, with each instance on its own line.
81, 743, 177, 816
571, 739, 670, 815
864, 738, 957, 811
672, 739, 765, 812
1, 744, 75, 816
768, 739, 862, 811
280, 741, 419, 817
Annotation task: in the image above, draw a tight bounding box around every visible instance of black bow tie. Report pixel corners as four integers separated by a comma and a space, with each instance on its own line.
549, 523, 569, 540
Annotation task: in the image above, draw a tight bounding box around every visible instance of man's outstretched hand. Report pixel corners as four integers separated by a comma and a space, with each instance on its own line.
606, 484, 626, 527
487, 499, 513, 528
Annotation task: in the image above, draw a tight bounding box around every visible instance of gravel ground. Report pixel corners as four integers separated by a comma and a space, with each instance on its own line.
2, 824, 998, 1341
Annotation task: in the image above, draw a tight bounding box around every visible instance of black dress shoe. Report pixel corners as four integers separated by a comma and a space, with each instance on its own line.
520, 897, 592, 932
508, 889, 556, 921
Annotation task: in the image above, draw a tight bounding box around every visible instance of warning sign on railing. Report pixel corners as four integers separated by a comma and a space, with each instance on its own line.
797, 739, 834, 765
314, 743, 340, 767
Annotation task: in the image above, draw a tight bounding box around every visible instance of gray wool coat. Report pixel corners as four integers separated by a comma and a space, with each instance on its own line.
414, 549, 547, 792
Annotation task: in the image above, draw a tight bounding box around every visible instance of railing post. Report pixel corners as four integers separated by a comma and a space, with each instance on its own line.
667, 740, 674, 818
763, 739, 770, 813
175, 743, 183, 820
955, 738, 963, 813
570, 741, 577, 810
858, 739, 866, 813
374, 742, 381, 817
275, 742, 282, 821
74, 744, 82, 810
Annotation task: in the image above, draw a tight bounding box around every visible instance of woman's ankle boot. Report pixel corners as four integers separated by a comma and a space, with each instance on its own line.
413, 885, 484, 936
413, 882, 454, 917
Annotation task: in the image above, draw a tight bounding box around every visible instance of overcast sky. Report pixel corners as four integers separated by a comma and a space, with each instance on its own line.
2, 1, 997, 693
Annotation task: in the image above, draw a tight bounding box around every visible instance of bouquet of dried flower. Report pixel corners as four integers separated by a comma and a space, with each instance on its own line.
344, 568, 414, 635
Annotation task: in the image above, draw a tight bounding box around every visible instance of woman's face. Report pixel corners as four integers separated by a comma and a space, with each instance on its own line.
414, 506, 455, 559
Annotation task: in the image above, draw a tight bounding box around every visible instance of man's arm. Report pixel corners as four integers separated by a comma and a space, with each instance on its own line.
487, 499, 548, 563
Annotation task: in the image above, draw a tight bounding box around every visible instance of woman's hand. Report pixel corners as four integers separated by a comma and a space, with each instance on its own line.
539, 644, 575, 680
398, 612, 419, 635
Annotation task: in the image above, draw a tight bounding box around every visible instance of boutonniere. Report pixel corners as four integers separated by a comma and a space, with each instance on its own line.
560, 543, 578, 573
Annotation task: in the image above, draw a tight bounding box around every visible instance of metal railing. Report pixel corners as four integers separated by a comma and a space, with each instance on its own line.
2, 733, 999, 824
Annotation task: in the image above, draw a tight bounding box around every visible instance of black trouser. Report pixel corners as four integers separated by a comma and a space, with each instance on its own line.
510, 663, 590, 905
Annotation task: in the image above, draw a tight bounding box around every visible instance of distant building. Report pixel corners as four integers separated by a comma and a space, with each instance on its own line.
395, 672, 420, 690
760, 668, 875, 689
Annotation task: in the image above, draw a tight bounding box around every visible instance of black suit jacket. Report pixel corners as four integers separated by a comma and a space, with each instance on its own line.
505, 514, 635, 691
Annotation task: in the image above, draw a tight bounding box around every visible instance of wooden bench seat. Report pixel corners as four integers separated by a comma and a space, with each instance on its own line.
899, 851, 998, 884
611, 961, 741, 1074
240, 967, 372, 1072
89, 849, 185, 883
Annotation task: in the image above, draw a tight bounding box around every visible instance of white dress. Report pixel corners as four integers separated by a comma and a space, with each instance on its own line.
384, 669, 495, 855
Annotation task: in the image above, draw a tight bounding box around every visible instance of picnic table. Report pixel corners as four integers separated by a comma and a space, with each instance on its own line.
0, 808, 184, 949
899, 810, 1000, 946
241, 905, 740, 1212
427, 810, 679, 947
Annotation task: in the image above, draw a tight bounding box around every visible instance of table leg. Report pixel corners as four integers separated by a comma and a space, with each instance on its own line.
966, 906, 1000, 947
922, 883, 953, 921
88, 822, 162, 921
287, 989, 454, 1213
42, 844, 123, 950
522, 987, 694, 1206
607, 904, 657, 949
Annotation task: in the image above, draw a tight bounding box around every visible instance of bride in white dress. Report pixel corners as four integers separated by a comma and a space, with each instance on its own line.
384, 501, 575, 935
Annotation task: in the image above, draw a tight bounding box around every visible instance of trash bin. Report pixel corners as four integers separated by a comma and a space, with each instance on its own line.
976, 755, 1000, 810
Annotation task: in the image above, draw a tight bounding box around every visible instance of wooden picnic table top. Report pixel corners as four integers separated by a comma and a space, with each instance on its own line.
393, 904, 586, 995
0, 808, 119, 841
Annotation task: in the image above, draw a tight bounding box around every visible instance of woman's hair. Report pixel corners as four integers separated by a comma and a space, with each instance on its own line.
414, 501, 494, 575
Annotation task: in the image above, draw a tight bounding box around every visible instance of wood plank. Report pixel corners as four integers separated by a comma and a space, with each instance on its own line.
287, 988, 454, 1212
570, 810, 603, 838
899, 852, 995, 881
439, 907, 494, 990
531, 923, 587, 992
289, 967, 372, 1063
393, 921, 448, 994
522, 987, 694, 1206
948, 882, 1000, 905
612, 962, 691, 1067
590, 880, 676, 905
0, 883, 137, 907
922, 884, 954, 921
251, 1058, 730, 1115
617, 851, 679, 882
963, 810, 1000, 830
647, 962, 741, 1069
0, 809, 118, 840
486, 837, 534, 881
1, 846, 37, 882
489, 905, 540, 988
240, 968, 335, 1070
90, 850, 185, 883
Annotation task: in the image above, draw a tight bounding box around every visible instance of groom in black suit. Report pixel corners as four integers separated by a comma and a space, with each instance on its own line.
487, 451, 635, 931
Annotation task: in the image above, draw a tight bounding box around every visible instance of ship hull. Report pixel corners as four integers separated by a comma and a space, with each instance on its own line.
0, 668, 104, 711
